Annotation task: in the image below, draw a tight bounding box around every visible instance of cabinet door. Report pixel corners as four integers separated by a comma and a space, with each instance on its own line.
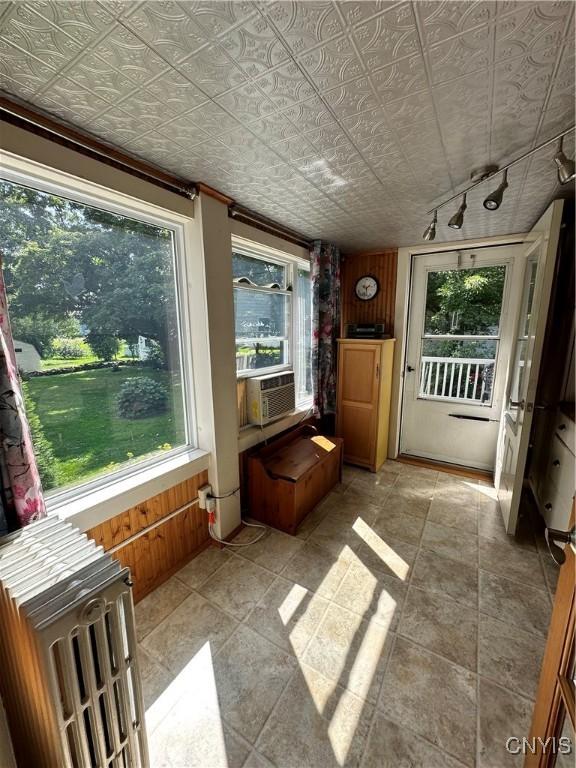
337, 343, 379, 468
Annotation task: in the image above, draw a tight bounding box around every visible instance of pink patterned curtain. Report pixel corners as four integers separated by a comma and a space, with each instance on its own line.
0, 265, 46, 530
311, 240, 341, 418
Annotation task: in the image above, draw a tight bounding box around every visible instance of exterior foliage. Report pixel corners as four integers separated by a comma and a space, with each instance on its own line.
87, 331, 120, 361
425, 266, 506, 358
11, 314, 80, 358
22, 383, 58, 490
117, 376, 168, 420
0, 181, 178, 359
51, 337, 88, 359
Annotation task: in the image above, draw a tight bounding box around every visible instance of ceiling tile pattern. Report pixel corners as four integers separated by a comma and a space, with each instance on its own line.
0, 0, 574, 251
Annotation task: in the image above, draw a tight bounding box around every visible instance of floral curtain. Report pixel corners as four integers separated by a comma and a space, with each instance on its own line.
311, 240, 341, 418
0, 264, 46, 530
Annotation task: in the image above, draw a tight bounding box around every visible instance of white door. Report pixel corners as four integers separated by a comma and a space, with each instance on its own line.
495, 201, 564, 534
401, 244, 525, 470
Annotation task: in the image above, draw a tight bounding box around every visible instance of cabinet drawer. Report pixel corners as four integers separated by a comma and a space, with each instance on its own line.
555, 411, 575, 454
547, 435, 576, 503
540, 480, 573, 531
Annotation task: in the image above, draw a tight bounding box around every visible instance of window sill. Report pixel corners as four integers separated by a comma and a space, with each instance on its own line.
238, 403, 314, 453
49, 448, 210, 533
236, 365, 292, 380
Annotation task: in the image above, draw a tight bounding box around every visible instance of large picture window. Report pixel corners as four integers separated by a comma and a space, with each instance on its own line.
0, 177, 191, 499
233, 242, 312, 405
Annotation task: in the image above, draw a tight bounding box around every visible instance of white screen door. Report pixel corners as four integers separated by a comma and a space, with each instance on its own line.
495, 201, 564, 534
401, 244, 524, 470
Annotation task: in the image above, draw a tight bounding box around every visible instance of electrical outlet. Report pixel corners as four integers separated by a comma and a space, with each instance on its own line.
198, 484, 212, 509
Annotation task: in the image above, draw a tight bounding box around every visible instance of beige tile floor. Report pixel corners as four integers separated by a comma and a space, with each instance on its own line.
136, 461, 563, 768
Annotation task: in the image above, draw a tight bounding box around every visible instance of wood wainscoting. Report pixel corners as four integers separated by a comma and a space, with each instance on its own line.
340, 249, 398, 335
86, 470, 210, 603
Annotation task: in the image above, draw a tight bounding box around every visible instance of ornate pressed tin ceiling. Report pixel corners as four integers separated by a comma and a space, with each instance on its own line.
0, 1, 574, 251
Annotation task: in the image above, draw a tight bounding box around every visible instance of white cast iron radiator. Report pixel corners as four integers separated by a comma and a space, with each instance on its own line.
0, 517, 148, 768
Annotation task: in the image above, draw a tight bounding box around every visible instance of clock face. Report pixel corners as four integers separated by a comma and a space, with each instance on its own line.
355, 275, 379, 301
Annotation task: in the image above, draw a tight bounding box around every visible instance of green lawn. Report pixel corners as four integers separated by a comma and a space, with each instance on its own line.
28, 366, 185, 489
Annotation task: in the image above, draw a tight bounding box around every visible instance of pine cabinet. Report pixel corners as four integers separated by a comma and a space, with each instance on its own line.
336, 339, 395, 472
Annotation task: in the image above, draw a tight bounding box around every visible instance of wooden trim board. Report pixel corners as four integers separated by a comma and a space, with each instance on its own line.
396, 454, 494, 481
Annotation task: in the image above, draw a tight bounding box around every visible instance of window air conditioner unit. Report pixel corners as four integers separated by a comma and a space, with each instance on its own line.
247, 371, 296, 426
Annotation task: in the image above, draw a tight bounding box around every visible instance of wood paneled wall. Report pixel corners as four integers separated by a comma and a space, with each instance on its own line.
86, 470, 210, 603
340, 249, 398, 335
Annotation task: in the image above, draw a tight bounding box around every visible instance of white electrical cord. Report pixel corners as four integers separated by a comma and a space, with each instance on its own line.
207, 500, 269, 547
208, 522, 268, 547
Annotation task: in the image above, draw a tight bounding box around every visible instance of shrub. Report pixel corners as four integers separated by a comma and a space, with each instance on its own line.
117, 377, 168, 420
143, 340, 165, 370
51, 337, 88, 359
22, 383, 58, 490
87, 332, 120, 361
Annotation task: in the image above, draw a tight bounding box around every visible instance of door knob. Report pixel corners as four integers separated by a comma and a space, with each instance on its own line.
406, 365, 415, 372
509, 399, 525, 409
545, 526, 576, 565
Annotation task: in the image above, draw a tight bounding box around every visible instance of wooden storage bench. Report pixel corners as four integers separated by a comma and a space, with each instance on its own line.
247, 425, 344, 535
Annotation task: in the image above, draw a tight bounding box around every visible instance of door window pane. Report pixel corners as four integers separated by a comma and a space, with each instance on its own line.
419, 264, 506, 405
424, 266, 507, 336
0, 179, 187, 496
234, 289, 289, 371
509, 259, 538, 421
420, 340, 498, 403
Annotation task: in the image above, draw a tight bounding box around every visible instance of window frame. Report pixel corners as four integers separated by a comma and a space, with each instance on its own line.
0, 162, 200, 508
232, 237, 312, 407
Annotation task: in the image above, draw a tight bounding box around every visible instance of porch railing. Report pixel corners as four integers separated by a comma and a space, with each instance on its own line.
236, 353, 257, 372
419, 356, 495, 403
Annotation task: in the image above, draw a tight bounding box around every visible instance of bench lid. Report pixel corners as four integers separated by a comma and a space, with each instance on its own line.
263, 435, 341, 482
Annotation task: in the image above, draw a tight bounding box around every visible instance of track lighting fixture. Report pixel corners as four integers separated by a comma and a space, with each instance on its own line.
423, 210, 437, 241
554, 136, 575, 184
423, 126, 574, 235
483, 169, 508, 211
448, 193, 467, 229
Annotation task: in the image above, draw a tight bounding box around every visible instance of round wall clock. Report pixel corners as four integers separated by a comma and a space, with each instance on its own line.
355, 275, 379, 301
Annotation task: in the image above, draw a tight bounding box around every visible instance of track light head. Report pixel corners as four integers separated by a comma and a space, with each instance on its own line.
448, 193, 467, 230
423, 210, 437, 241
554, 137, 575, 184
483, 169, 508, 210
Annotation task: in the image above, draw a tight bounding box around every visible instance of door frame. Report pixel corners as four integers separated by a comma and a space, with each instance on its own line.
389, 233, 533, 460
399, 246, 523, 469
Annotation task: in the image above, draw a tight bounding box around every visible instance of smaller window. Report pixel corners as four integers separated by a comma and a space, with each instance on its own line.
233, 245, 313, 406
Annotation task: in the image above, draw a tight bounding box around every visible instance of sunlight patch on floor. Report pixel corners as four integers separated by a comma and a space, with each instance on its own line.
468, 481, 499, 500
352, 516, 410, 580
277, 534, 395, 764
327, 690, 363, 766
145, 642, 229, 766
277, 581, 308, 627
